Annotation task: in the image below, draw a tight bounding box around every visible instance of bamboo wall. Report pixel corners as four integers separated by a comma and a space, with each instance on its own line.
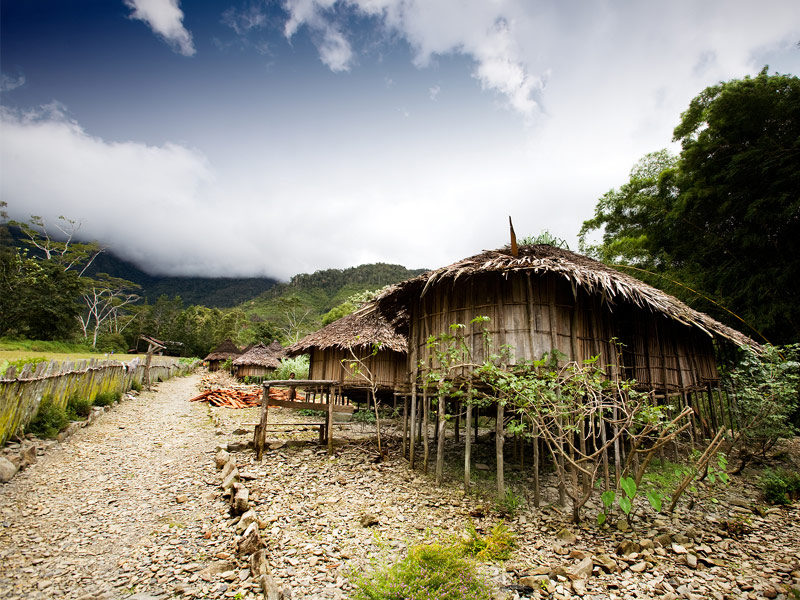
309, 347, 406, 389
234, 365, 276, 378
0, 358, 198, 446
410, 272, 719, 392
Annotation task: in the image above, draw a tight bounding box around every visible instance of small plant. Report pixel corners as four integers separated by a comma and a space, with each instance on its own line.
66, 393, 92, 420
1, 356, 49, 377
351, 542, 494, 600
28, 396, 68, 438
353, 409, 377, 424
760, 468, 800, 505
130, 380, 143, 392
297, 409, 326, 417
459, 521, 516, 561
94, 390, 121, 407
495, 489, 523, 517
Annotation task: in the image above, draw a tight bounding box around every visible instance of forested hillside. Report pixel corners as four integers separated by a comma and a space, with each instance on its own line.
241, 263, 428, 343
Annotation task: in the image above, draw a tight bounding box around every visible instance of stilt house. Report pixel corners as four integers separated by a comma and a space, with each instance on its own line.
233, 341, 285, 379
203, 339, 242, 372
376, 244, 755, 394
285, 304, 407, 400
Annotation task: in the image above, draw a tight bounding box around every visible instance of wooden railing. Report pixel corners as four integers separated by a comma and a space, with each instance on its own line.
0, 358, 198, 446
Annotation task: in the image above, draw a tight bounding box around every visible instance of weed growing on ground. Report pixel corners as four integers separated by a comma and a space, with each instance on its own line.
28, 396, 68, 438
66, 393, 92, 420
351, 543, 494, 600
459, 521, 516, 561
93, 390, 121, 407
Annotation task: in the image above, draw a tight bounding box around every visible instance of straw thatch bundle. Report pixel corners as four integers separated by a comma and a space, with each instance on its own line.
286, 304, 406, 355
204, 339, 242, 362
377, 244, 755, 348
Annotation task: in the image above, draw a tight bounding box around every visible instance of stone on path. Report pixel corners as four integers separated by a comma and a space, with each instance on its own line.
0, 456, 18, 482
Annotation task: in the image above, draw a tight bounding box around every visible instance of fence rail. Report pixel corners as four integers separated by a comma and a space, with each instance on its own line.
0, 358, 199, 446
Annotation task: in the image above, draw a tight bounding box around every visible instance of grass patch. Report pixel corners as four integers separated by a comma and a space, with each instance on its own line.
66, 393, 92, 420
28, 396, 69, 438
93, 390, 121, 407
351, 543, 494, 600
459, 522, 516, 561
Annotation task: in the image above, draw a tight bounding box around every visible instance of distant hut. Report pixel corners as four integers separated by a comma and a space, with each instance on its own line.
376, 244, 755, 395
285, 304, 407, 400
204, 339, 242, 372
233, 341, 285, 380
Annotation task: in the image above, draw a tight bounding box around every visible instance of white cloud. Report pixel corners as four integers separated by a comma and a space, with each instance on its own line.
283, 0, 354, 71
428, 84, 440, 100
124, 0, 195, 56
0, 73, 26, 92
222, 4, 269, 36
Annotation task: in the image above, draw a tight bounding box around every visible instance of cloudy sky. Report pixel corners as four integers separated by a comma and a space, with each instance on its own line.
1, 1, 798, 279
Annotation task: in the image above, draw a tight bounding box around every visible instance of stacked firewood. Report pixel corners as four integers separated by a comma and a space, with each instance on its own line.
189, 388, 262, 408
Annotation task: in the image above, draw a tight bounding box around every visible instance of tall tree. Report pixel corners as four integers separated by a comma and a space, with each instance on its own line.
581, 68, 800, 344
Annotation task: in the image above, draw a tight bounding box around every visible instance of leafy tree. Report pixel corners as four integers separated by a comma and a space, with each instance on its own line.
580, 68, 800, 343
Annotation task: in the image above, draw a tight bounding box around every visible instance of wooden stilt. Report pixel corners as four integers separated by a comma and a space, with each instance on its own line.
533, 420, 540, 507
327, 384, 334, 455
436, 388, 446, 485
423, 385, 430, 474
402, 395, 408, 457
464, 388, 473, 492
410, 382, 417, 468
496, 402, 505, 499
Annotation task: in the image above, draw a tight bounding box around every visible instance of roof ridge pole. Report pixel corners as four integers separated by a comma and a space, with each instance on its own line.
509, 216, 518, 257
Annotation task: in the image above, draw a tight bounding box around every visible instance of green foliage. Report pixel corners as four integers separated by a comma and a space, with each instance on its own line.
760, 468, 800, 505
518, 231, 570, 249
459, 522, 516, 561
297, 409, 326, 417
0, 355, 48, 376
66, 393, 92, 420
351, 543, 494, 600
270, 355, 310, 380
726, 344, 799, 456
95, 333, 127, 353
28, 396, 68, 438
93, 390, 121, 407
580, 69, 800, 344
495, 489, 523, 517
353, 409, 377, 424
130, 380, 143, 392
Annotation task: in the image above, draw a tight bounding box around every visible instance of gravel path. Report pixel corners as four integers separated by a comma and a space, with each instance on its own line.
0, 373, 231, 600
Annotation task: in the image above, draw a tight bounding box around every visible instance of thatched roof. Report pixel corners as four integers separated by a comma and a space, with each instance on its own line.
233, 341, 285, 368
376, 244, 757, 348
204, 339, 242, 362
286, 304, 407, 355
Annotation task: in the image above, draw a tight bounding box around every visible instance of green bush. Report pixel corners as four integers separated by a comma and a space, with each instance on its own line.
0, 356, 49, 377
94, 390, 121, 407
353, 409, 377, 424
459, 522, 516, 561
28, 396, 69, 438
761, 468, 800, 505
130, 380, 143, 392
271, 355, 310, 380
297, 409, 326, 417
66, 393, 92, 420
351, 543, 493, 600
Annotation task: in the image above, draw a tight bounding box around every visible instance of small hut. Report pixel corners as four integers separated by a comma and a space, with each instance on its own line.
233, 341, 285, 380
376, 244, 755, 394
286, 304, 407, 400
204, 339, 242, 372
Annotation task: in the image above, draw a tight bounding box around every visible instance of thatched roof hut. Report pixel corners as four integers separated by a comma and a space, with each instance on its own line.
286, 304, 407, 394
204, 339, 242, 371
232, 341, 285, 378
376, 244, 756, 394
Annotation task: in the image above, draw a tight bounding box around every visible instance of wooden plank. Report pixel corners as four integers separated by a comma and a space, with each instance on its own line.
265, 398, 355, 414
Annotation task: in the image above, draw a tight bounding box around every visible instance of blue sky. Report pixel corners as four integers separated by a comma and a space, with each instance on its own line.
2, 0, 799, 279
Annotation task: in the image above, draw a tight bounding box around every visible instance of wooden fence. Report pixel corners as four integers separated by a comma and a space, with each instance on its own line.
0, 358, 199, 446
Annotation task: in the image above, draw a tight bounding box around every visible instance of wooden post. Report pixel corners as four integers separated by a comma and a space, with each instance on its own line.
402, 395, 408, 457
255, 384, 271, 460
143, 344, 154, 390
410, 382, 417, 468
423, 385, 430, 474
496, 402, 505, 499
327, 384, 334, 455
464, 386, 473, 492
454, 401, 461, 444
533, 420, 540, 507
435, 388, 446, 485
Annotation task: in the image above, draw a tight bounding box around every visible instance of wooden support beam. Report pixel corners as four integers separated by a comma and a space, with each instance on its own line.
410, 382, 417, 468
464, 388, 472, 492
327, 384, 334, 455
496, 402, 505, 499
255, 384, 271, 460
435, 388, 446, 486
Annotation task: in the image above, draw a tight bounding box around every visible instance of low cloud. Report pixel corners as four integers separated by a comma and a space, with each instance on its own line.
124, 0, 195, 56
1, 73, 26, 92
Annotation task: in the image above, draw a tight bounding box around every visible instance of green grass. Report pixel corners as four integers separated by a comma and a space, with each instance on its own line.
27, 396, 69, 438
351, 543, 494, 600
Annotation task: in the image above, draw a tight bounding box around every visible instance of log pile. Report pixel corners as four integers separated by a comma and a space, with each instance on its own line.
189, 386, 305, 408
189, 388, 262, 408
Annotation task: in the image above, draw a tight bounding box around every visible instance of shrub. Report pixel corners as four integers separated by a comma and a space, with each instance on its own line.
28, 396, 69, 438
1, 356, 49, 377
297, 409, 326, 417
94, 390, 121, 407
459, 522, 516, 561
761, 468, 800, 505
130, 380, 143, 392
353, 409, 377, 424
66, 393, 92, 420
351, 543, 493, 600
271, 355, 310, 380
